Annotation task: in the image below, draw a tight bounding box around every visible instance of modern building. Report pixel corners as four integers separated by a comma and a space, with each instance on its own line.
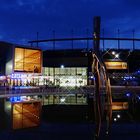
0, 41, 140, 125
0, 41, 42, 86
42, 48, 140, 87
42, 49, 89, 87
102, 49, 140, 86
1, 41, 139, 87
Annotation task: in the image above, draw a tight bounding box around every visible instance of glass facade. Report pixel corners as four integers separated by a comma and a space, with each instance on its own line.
43, 67, 87, 87
14, 48, 41, 73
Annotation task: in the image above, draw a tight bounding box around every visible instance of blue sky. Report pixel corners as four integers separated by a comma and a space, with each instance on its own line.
0, 0, 140, 50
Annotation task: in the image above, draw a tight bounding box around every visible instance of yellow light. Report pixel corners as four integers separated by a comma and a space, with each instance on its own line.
105, 62, 127, 69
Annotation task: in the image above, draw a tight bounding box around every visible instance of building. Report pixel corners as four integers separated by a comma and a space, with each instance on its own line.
1, 41, 139, 87
0, 41, 140, 124
0, 41, 42, 86
42, 49, 89, 87
102, 49, 140, 86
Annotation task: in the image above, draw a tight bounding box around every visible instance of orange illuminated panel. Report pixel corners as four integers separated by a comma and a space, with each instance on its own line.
14, 48, 41, 73
112, 102, 128, 110
12, 101, 41, 129
105, 61, 127, 69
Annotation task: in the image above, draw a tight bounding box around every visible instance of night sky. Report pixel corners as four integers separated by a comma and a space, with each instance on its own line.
1, 0, 140, 50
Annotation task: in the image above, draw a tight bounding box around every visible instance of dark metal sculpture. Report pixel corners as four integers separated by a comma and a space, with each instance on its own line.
92, 53, 112, 138
93, 16, 112, 138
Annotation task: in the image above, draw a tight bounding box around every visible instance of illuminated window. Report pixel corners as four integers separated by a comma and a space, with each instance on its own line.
43, 67, 87, 87
105, 61, 127, 70
14, 48, 41, 73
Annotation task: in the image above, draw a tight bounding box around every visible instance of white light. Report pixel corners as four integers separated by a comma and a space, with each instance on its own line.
112, 51, 116, 55
117, 114, 120, 118
91, 76, 94, 79
27, 96, 31, 100
20, 96, 26, 101
115, 54, 119, 58
60, 65, 64, 68
114, 118, 117, 122
106, 131, 109, 135
60, 97, 65, 103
